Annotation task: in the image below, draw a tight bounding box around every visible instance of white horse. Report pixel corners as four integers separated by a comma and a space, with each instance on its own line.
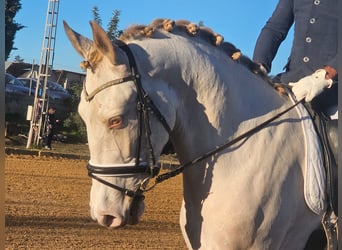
64, 20, 326, 249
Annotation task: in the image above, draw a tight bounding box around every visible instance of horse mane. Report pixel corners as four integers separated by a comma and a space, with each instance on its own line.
119, 18, 224, 46
119, 18, 286, 96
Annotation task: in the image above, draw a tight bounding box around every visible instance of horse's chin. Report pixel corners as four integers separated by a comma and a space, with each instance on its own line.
127, 197, 145, 225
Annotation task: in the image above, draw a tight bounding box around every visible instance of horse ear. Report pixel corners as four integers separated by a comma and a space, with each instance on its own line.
89, 21, 118, 66
63, 20, 93, 60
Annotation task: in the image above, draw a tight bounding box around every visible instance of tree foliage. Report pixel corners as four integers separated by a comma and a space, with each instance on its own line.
14, 55, 24, 62
92, 6, 123, 41
106, 9, 123, 41
62, 82, 87, 142
92, 6, 102, 26
5, 0, 24, 60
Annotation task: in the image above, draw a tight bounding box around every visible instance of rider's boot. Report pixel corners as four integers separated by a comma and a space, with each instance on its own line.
326, 119, 338, 165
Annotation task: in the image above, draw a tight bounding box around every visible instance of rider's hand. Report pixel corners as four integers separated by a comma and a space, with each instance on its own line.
289, 69, 333, 102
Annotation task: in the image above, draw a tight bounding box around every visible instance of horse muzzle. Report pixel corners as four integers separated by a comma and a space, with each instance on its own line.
90, 193, 145, 228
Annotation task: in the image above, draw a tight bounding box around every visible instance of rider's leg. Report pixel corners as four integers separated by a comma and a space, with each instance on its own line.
324, 105, 338, 164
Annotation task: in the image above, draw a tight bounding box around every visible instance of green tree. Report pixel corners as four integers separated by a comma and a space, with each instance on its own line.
92, 6, 123, 41
5, 0, 24, 60
62, 82, 87, 142
92, 6, 102, 26
107, 9, 123, 41
14, 55, 24, 62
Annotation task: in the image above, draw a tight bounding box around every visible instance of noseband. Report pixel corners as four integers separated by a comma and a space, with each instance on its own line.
85, 41, 171, 198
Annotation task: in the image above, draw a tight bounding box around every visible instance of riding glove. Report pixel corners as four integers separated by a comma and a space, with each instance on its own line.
289, 69, 333, 102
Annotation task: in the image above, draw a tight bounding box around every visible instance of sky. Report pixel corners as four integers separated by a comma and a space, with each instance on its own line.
9, 0, 294, 75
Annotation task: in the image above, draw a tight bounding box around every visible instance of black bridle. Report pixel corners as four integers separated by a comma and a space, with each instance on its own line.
86, 42, 171, 198
85, 41, 303, 198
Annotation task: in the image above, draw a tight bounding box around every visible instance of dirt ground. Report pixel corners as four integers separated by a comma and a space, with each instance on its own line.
5, 155, 187, 249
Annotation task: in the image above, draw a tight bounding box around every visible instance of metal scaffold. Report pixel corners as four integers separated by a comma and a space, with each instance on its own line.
26, 0, 60, 148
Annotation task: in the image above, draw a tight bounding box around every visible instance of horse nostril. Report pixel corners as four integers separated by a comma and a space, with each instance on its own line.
98, 214, 125, 228
103, 215, 115, 227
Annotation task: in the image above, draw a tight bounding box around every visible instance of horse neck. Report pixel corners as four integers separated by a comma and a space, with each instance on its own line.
178, 79, 285, 162
130, 36, 286, 162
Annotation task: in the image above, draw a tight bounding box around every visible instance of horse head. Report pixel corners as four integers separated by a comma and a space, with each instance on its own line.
64, 21, 174, 228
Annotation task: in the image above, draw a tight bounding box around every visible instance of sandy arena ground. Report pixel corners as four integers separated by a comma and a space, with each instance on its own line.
5, 155, 187, 249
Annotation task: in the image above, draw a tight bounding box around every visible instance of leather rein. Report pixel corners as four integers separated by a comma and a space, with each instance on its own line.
85, 41, 302, 198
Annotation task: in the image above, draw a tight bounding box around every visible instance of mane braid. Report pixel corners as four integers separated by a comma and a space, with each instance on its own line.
119, 18, 223, 47
118, 18, 286, 95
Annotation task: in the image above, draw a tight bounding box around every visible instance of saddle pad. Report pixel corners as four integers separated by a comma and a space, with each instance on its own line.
292, 100, 326, 215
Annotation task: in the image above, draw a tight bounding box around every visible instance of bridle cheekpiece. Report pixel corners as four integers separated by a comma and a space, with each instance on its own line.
85, 41, 171, 198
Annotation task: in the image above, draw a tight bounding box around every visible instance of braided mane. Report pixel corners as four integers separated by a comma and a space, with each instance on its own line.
119, 18, 285, 95
119, 18, 224, 46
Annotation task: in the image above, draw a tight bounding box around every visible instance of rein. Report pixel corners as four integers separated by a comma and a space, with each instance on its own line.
154, 97, 303, 185
84, 40, 303, 197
